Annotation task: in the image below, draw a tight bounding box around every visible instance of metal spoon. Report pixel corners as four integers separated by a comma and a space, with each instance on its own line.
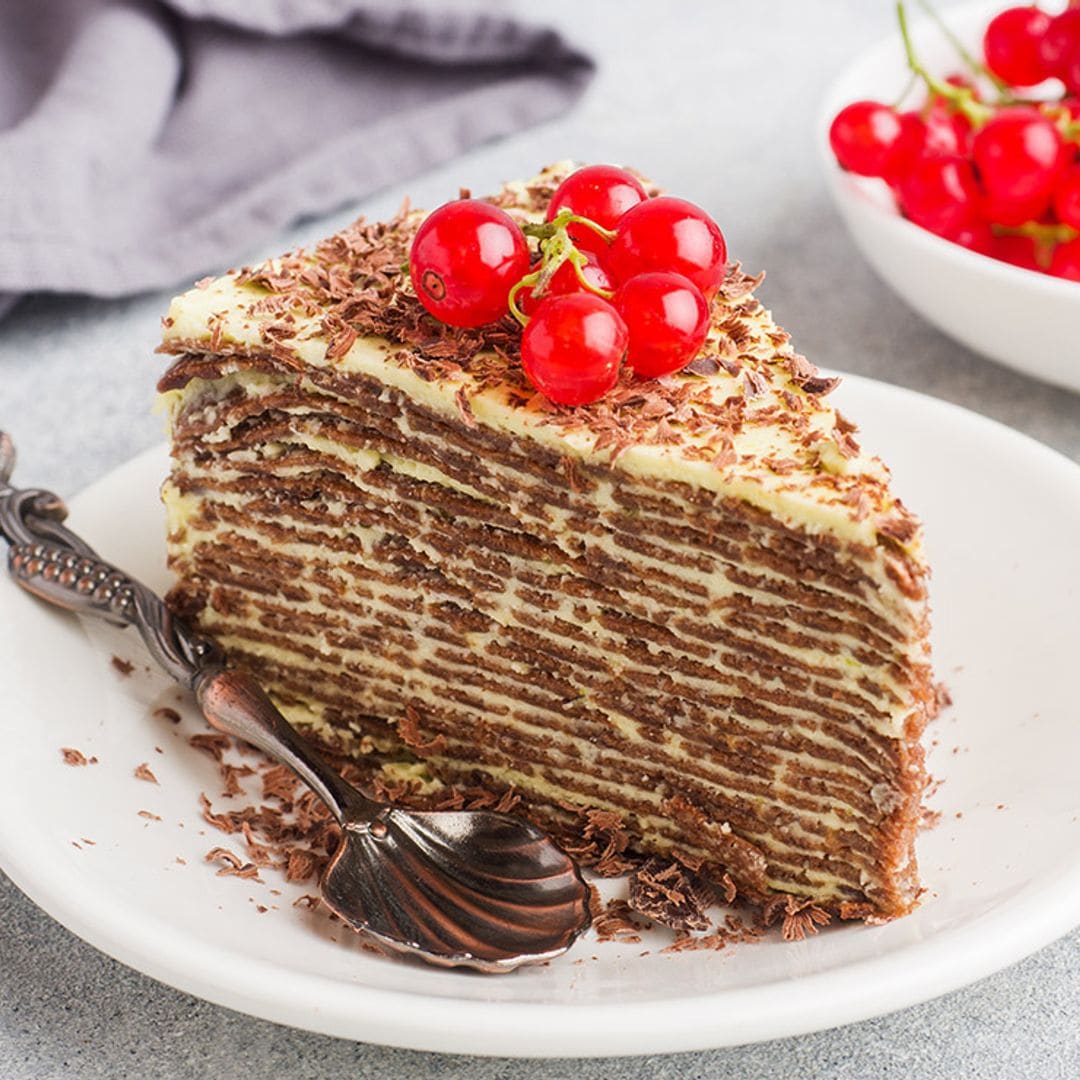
0, 433, 592, 972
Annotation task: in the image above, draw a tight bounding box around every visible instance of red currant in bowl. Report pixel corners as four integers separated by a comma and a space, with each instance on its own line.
1050, 237, 1080, 281
829, 100, 912, 178
1053, 165, 1080, 231
982, 5, 1052, 87
895, 155, 982, 237
409, 199, 530, 328
614, 272, 710, 379
609, 197, 728, 299
1038, 9, 1080, 90
546, 165, 647, 255
520, 294, 627, 406
972, 107, 1067, 209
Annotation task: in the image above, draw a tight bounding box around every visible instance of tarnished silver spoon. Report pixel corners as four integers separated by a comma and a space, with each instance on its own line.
0, 433, 592, 972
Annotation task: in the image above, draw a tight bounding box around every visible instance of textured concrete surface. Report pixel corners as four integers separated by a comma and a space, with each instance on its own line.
3, 1, 1079, 1076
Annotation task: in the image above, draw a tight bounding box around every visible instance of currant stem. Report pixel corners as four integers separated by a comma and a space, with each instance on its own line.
521, 210, 617, 245
911, 0, 1012, 99
991, 221, 1080, 244
896, 2, 992, 128
568, 248, 614, 299
507, 271, 538, 328
507, 210, 616, 325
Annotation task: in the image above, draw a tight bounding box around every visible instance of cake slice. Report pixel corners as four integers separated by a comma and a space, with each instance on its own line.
156, 163, 933, 922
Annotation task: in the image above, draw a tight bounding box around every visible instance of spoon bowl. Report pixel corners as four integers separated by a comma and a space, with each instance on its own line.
323, 809, 591, 970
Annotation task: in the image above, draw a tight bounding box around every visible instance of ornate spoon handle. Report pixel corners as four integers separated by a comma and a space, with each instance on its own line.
2, 506, 226, 690
0, 433, 218, 686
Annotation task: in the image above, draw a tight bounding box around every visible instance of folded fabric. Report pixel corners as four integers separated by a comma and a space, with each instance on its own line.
0, 0, 593, 316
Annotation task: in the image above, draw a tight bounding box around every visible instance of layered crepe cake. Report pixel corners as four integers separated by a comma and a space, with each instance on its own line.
156, 164, 933, 924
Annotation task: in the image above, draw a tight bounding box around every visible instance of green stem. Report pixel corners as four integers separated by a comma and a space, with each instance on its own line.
911, 0, 1012, 99
507, 272, 536, 328
521, 210, 616, 245
896, 2, 992, 128
509, 210, 616, 325
991, 221, 1079, 244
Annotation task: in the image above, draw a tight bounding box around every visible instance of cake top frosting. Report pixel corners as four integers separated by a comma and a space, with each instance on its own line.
158, 163, 922, 555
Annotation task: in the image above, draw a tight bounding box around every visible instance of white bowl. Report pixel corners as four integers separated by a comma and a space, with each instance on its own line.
818, 1, 1080, 394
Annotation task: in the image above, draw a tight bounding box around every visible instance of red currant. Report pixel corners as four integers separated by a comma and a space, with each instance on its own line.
518, 252, 613, 316
922, 101, 972, 157
829, 101, 910, 178
1049, 237, 1080, 280
409, 199, 529, 327
982, 190, 1052, 227
613, 272, 710, 379
991, 233, 1041, 271
972, 107, 1066, 210
896, 155, 982, 236
983, 6, 1052, 87
608, 197, 727, 298
1062, 41, 1080, 94
520, 294, 627, 406
1053, 165, 1080, 229
1038, 9, 1080, 87
949, 221, 995, 253
883, 112, 930, 184
546, 165, 647, 255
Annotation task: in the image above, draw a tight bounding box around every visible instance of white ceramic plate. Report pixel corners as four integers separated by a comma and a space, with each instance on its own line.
819, 1, 1080, 394
3, 374, 1080, 1058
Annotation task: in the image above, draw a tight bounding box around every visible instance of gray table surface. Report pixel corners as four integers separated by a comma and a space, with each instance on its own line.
3, 1, 1080, 1076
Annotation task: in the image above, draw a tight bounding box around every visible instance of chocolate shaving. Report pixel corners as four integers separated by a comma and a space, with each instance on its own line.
878, 513, 919, 544
285, 848, 319, 883
663, 913, 763, 953
396, 705, 448, 755
761, 894, 832, 941
134, 762, 159, 784
221, 762, 256, 798
593, 898, 646, 943
683, 355, 720, 376
205, 846, 262, 880
717, 264, 765, 301
627, 857, 714, 931
61, 747, 89, 767
188, 733, 232, 761
154, 707, 182, 724
261, 764, 301, 804
800, 375, 842, 396
111, 656, 134, 676
559, 807, 639, 877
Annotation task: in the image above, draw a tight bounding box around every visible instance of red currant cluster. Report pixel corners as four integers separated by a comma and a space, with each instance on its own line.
408, 165, 727, 406
829, 3, 1080, 280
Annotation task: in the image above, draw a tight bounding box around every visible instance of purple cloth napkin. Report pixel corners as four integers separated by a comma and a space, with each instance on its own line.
0, 0, 592, 317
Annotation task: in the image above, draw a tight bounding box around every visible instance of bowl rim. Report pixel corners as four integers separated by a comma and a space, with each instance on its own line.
816, 0, 1079, 302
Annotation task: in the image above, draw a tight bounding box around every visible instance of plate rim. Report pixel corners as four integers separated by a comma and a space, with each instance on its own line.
3, 373, 1080, 1058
